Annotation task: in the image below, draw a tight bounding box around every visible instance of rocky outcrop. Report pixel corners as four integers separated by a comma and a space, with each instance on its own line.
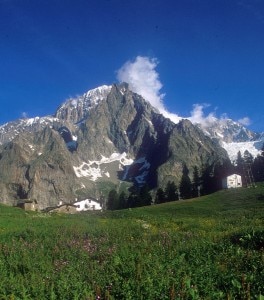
0, 128, 78, 208
157, 119, 228, 186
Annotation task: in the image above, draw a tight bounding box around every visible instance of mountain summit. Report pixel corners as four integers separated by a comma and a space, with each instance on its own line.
194, 117, 263, 162
0, 83, 251, 208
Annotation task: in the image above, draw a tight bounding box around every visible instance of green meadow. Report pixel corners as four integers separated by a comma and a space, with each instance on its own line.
0, 185, 263, 299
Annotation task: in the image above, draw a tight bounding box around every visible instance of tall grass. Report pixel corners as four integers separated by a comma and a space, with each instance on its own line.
0, 184, 263, 299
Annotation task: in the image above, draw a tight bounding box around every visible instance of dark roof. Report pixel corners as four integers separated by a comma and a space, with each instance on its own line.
75, 197, 100, 203
43, 203, 76, 213
17, 199, 38, 204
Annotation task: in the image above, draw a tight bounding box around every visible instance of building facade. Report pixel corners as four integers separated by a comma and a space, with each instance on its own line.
74, 198, 102, 211
222, 174, 242, 189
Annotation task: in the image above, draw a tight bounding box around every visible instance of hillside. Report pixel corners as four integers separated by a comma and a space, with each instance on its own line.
0, 185, 263, 299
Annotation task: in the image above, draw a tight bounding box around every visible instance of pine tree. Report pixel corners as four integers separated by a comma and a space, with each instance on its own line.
214, 160, 233, 191
179, 165, 192, 199
243, 150, 255, 186
252, 144, 264, 182
127, 186, 139, 208
200, 164, 215, 195
165, 181, 178, 202
155, 187, 166, 204
236, 151, 244, 175
118, 191, 127, 209
192, 166, 200, 198
99, 195, 106, 210
139, 184, 152, 206
243, 150, 253, 164
107, 189, 119, 210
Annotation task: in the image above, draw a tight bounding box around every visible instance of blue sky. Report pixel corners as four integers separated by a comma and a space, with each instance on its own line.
0, 0, 263, 132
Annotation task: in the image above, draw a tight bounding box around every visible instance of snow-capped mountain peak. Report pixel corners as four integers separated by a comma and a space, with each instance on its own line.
1, 81, 261, 209
188, 113, 263, 161
196, 117, 259, 143
84, 85, 112, 103
55, 85, 112, 123
195, 117, 263, 160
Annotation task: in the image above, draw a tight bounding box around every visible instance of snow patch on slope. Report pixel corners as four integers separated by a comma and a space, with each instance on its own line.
73, 152, 133, 181
122, 157, 151, 184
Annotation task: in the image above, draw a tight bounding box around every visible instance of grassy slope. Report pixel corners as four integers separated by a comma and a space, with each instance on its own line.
0, 184, 263, 299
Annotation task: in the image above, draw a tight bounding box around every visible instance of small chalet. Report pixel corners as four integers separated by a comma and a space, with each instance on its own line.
17, 199, 38, 211
222, 174, 242, 189
74, 198, 102, 211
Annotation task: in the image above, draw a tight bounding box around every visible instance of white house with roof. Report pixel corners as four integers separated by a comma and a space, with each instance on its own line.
73, 198, 102, 211
222, 174, 242, 189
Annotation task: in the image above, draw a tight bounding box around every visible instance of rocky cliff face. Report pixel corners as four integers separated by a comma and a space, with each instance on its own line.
157, 119, 228, 186
0, 127, 78, 208
0, 83, 230, 209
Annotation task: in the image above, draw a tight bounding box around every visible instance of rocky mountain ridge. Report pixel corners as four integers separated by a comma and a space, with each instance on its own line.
0, 83, 255, 208
197, 118, 260, 143
194, 117, 264, 161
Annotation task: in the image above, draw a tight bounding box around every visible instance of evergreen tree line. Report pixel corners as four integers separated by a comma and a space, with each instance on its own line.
107, 185, 152, 210
107, 145, 264, 210
106, 164, 212, 210
235, 148, 264, 184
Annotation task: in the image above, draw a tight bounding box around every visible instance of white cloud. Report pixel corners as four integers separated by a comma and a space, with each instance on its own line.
238, 117, 251, 126
117, 56, 251, 130
189, 104, 251, 130
117, 56, 182, 123
188, 104, 217, 126
117, 56, 163, 109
